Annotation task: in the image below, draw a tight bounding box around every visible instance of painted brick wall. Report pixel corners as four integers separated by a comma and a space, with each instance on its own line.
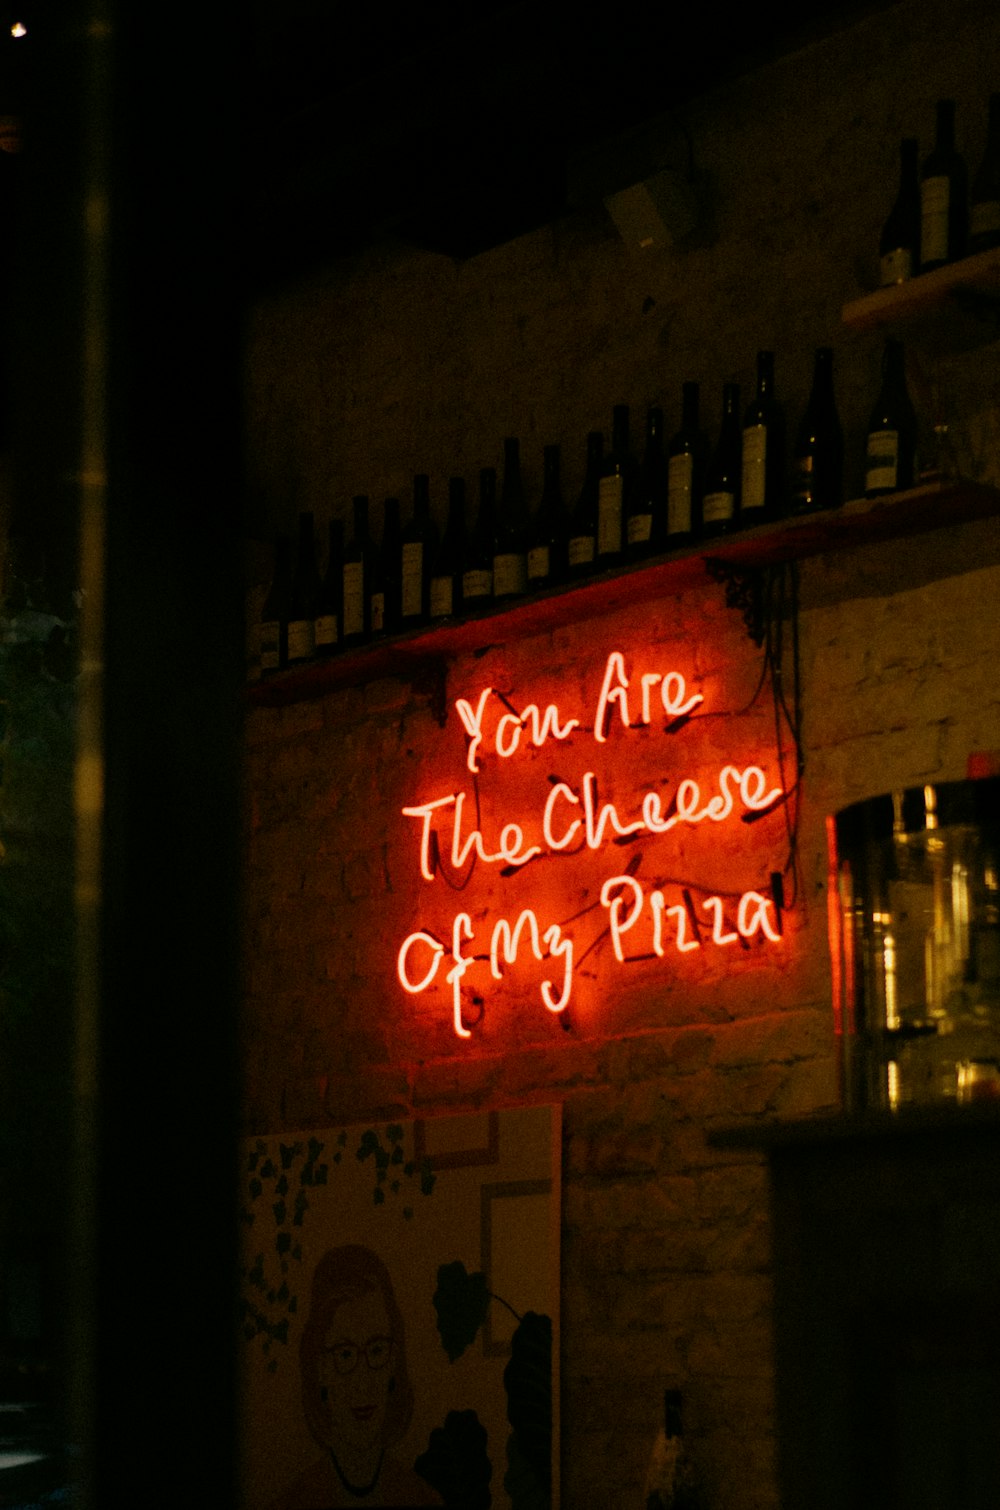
242, 1, 1000, 1504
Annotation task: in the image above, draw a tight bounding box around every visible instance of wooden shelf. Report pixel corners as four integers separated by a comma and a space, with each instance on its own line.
247, 479, 1000, 707
841, 245, 1000, 334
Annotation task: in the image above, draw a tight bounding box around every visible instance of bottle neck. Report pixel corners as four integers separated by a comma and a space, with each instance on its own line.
611, 407, 629, 456
935, 101, 955, 153
353, 499, 369, 541
413, 476, 430, 520
756, 355, 774, 403
681, 385, 699, 432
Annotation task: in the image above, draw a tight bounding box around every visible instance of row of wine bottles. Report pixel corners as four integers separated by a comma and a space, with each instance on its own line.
256, 336, 919, 673
879, 93, 1000, 284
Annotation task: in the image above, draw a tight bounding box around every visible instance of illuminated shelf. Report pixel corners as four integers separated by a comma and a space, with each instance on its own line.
841, 245, 1000, 334
248, 479, 1000, 707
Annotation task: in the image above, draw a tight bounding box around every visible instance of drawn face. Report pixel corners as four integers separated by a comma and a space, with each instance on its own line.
319, 1290, 395, 1455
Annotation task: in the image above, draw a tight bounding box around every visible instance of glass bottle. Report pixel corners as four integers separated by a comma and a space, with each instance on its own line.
258, 534, 291, 676
879, 137, 920, 286
314, 518, 344, 657
400, 473, 438, 627
702, 382, 741, 536
429, 477, 466, 621
342, 495, 372, 645
597, 405, 634, 567
667, 383, 705, 545
865, 339, 918, 497
627, 406, 667, 558
741, 350, 785, 525
790, 348, 844, 515
493, 436, 528, 600
286, 511, 322, 666
969, 92, 1000, 254
462, 467, 496, 613
375, 496, 401, 636
920, 98, 968, 271
566, 430, 603, 578
527, 443, 566, 590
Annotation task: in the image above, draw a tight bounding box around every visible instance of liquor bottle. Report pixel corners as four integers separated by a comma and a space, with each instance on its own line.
627, 406, 667, 557
400, 473, 438, 627
429, 477, 466, 621
641, 1390, 701, 1510
527, 443, 566, 590
879, 138, 920, 286
920, 98, 968, 271
567, 430, 603, 577
790, 348, 843, 514
286, 511, 322, 665
969, 92, 1000, 254
702, 383, 741, 536
462, 467, 496, 612
342, 495, 373, 645
667, 383, 705, 546
741, 350, 785, 525
493, 436, 528, 600
376, 496, 401, 635
314, 518, 344, 657
597, 405, 635, 566
864, 339, 918, 497
258, 534, 291, 676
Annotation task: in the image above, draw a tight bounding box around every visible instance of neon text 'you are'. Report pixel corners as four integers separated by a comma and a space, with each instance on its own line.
396, 651, 786, 1037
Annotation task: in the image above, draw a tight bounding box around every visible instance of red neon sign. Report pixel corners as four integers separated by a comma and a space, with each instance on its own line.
397, 650, 787, 1038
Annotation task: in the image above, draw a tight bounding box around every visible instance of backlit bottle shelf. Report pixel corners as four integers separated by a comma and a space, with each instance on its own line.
248, 479, 1000, 707
841, 245, 1000, 334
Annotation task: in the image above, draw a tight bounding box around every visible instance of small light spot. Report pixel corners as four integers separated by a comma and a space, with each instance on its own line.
11, 22, 27, 38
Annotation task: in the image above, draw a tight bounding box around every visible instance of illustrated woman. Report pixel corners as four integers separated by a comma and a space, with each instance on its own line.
270, 1244, 442, 1508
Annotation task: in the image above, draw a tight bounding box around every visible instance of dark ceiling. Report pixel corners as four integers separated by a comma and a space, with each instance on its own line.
247, 0, 890, 280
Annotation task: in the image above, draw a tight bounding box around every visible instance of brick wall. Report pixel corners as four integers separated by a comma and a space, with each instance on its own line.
242, 1, 1000, 1504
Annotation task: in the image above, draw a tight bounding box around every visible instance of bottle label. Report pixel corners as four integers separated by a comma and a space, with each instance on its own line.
667, 454, 693, 535
343, 562, 364, 637
702, 489, 735, 526
493, 552, 527, 597
287, 616, 314, 662
597, 475, 623, 556
462, 567, 492, 601
880, 247, 913, 286
627, 513, 652, 545
568, 535, 595, 567
920, 175, 950, 264
971, 199, 1000, 239
527, 544, 550, 581
429, 575, 453, 618
259, 619, 280, 671
866, 429, 900, 492
370, 591, 385, 633
314, 612, 338, 649
741, 424, 767, 513
401, 542, 424, 618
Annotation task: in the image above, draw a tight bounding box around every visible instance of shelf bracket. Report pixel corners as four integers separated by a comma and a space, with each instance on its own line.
704, 558, 765, 647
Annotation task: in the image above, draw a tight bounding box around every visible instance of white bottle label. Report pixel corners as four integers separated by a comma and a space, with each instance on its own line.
920, 175, 950, 264
462, 568, 492, 600
971, 199, 1000, 239
597, 474, 623, 556
741, 424, 767, 513
627, 513, 652, 545
667, 454, 693, 535
880, 247, 913, 286
865, 429, 900, 492
287, 617, 314, 662
343, 562, 364, 637
702, 489, 735, 526
401, 542, 423, 618
429, 575, 453, 618
568, 535, 594, 567
259, 619, 280, 671
493, 551, 526, 597
527, 544, 550, 580
314, 613, 338, 649
370, 591, 385, 633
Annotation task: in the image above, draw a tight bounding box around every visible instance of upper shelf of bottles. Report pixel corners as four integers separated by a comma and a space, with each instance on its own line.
841, 245, 1000, 333
248, 479, 1000, 708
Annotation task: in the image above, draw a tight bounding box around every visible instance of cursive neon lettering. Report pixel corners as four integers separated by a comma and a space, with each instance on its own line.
703, 896, 738, 946
456, 688, 493, 773
641, 790, 675, 834
498, 823, 541, 867
496, 711, 523, 758
737, 890, 782, 941
541, 924, 573, 1012
447, 914, 474, 1038
601, 874, 644, 962
402, 795, 456, 881
543, 782, 582, 850
668, 903, 700, 953
583, 772, 645, 849
661, 672, 703, 719
397, 931, 445, 993
490, 910, 544, 979
740, 765, 783, 811
594, 652, 631, 742
451, 790, 503, 870
521, 702, 579, 747
640, 673, 661, 725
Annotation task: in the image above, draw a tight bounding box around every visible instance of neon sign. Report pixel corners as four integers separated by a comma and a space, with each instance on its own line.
397, 650, 787, 1038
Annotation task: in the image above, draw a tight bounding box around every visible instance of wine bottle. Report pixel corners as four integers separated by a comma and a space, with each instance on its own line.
920, 98, 968, 271
400, 473, 438, 627
641, 1389, 701, 1510
527, 443, 566, 590
342, 495, 372, 645
865, 339, 918, 497
462, 467, 496, 612
566, 430, 603, 577
314, 518, 344, 657
597, 405, 634, 566
667, 383, 705, 546
790, 347, 843, 515
376, 496, 401, 635
627, 406, 667, 557
969, 92, 1000, 254
286, 511, 322, 665
879, 138, 920, 286
702, 383, 741, 536
258, 534, 291, 676
493, 436, 528, 600
741, 350, 785, 525
429, 477, 466, 621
